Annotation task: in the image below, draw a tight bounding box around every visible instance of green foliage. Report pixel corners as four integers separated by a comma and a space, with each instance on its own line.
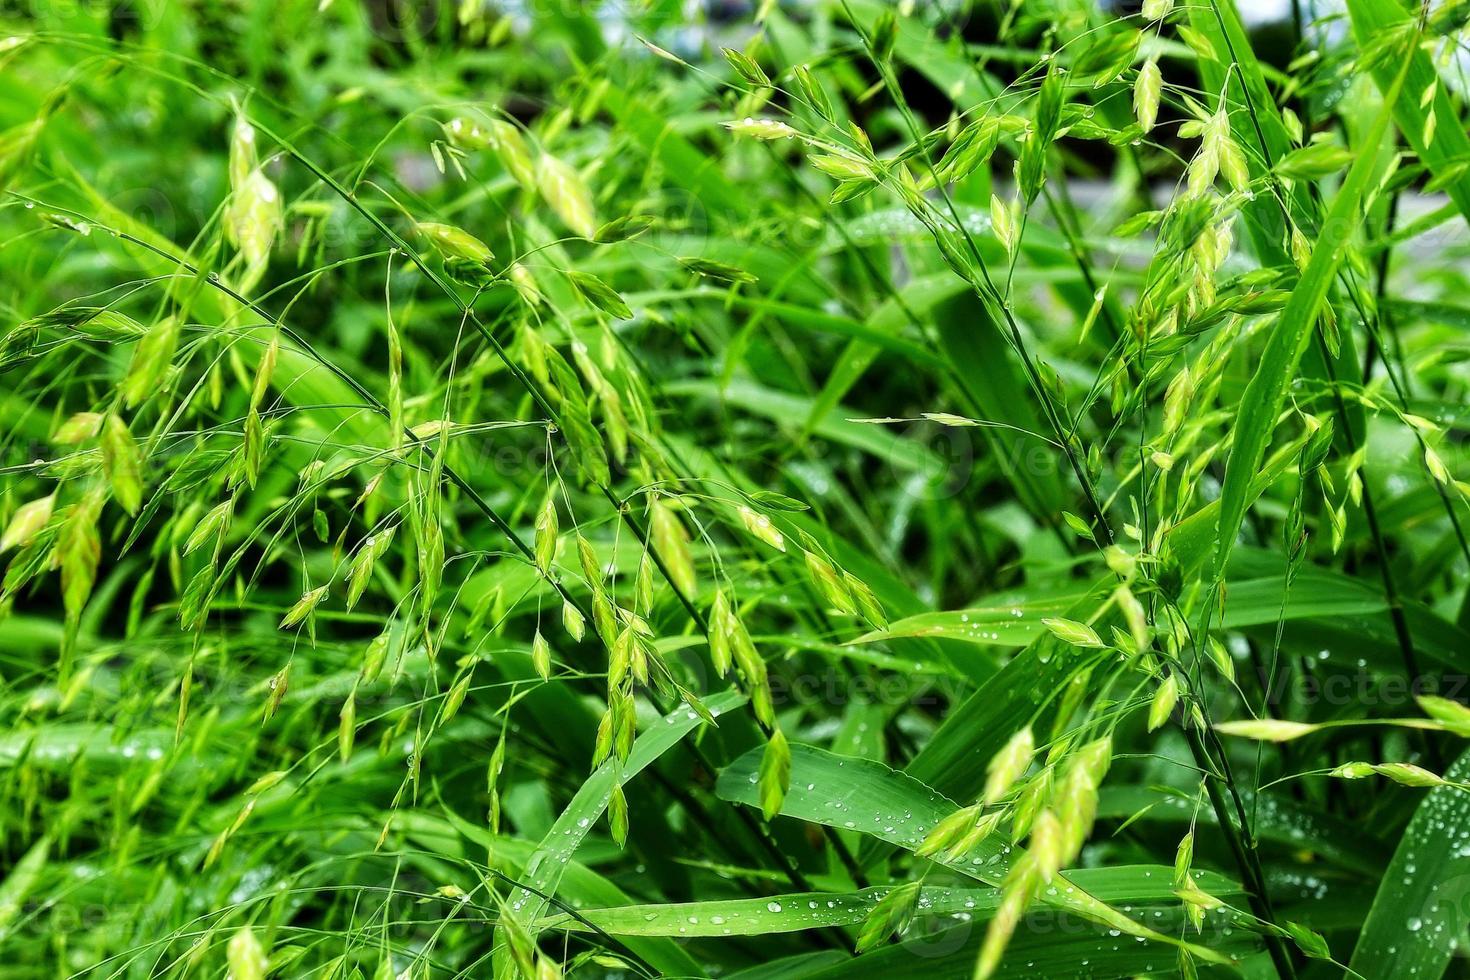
2, 1, 1470, 978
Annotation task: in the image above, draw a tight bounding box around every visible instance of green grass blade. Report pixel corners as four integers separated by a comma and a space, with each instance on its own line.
1212, 56, 1408, 584
535, 865, 1242, 937
1347, 0, 1470, 225
504, 691, 747, 941
0, 836, 48, 940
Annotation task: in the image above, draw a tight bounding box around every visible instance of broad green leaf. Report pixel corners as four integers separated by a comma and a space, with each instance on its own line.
535, 865, 1241, 937
1349, 747, 1470, 978
718, 743, 968, 860
852, 591, 1084, 648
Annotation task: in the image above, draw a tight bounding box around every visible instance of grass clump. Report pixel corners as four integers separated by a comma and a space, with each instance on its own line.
2, 1, 1470, 977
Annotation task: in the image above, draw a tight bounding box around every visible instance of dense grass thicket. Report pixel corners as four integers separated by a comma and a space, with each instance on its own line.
6, 0, 1470, 976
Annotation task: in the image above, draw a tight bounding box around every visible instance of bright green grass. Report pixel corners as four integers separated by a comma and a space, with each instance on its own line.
2, 1, 1470, 978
